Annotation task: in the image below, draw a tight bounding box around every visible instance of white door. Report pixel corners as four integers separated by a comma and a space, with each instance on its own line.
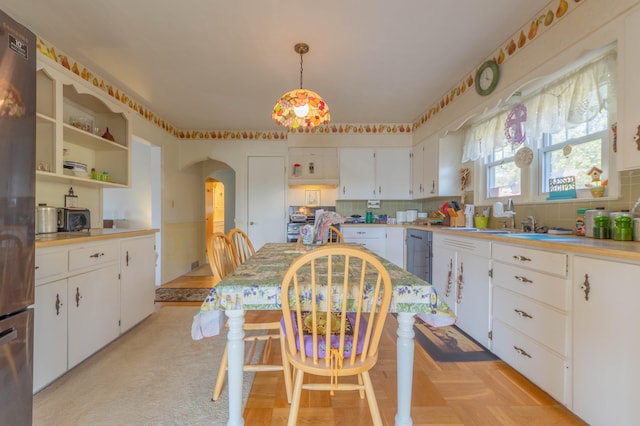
247, 156, 286, 250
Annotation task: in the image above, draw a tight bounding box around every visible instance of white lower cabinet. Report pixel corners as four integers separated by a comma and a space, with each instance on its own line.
491, 243, 569, 405
33, 234, 156, 392
67, 264, 120, 368
432, 234, 491, 347
384, 227, 405, 268
33, 278, 67, 392
120, 235, 156, 332
341, 226, 386, 258
572, 256, 640, 426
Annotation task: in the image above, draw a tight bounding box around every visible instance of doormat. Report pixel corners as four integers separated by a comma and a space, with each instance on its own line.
155, 287, 211, 302
409, 315, 499, 362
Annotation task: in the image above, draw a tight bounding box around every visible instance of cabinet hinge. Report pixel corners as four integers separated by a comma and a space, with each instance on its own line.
488, 330, 493, 340
488, 268, 493, 278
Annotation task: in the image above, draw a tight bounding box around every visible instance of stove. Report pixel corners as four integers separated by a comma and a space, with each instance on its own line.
287, 205, 336, 242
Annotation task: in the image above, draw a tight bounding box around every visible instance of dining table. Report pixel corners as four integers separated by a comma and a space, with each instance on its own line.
192, 242, 456, 426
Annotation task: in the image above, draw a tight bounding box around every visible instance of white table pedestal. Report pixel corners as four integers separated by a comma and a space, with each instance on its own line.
225, 309, 245, 426
395, 312, 415, 426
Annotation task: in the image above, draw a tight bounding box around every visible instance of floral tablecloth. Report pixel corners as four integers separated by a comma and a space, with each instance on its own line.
192, 243, 455, 340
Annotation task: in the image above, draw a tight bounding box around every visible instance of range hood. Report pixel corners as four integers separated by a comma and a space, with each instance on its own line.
288, 177, 339, 188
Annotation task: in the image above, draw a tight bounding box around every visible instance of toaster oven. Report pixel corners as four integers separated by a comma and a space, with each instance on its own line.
57, 208, 91, 232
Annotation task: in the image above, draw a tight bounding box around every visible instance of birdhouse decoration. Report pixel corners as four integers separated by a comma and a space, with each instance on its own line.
586, 166, 607, 198
587, 166, 602, 184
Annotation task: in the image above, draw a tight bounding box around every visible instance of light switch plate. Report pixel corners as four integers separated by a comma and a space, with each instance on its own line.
367, 200, 380, 209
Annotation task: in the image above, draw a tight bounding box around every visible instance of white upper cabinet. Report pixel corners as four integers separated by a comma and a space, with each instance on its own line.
288, 147, 339, 186
619, 6, 640, 170
36, 54, 131, 187
412, 132, 462, 199
338, 147, 411, 200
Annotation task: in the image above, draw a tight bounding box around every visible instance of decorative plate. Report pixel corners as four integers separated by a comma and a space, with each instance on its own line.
515, 146, 534, 168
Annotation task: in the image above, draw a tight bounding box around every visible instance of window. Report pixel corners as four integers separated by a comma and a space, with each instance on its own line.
463, 50, 616, 203
487, 143, 521, 198
541, 109, 608, 193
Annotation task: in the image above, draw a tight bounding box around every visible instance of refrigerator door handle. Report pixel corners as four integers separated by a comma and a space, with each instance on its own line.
0, 327, 17, 346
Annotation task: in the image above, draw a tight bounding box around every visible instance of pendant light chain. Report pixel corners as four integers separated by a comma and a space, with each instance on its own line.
299, 51, 304, 89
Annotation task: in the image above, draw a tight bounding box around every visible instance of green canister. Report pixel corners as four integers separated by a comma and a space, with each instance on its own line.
593, 215, 610, 239
613, 216, 633, 241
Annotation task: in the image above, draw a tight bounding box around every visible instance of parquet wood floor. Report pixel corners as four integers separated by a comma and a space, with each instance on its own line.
159, 271, 586, 425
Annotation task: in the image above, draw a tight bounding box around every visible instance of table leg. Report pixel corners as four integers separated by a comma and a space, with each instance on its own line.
395, 312, 415, 426
225, 309, 245, 426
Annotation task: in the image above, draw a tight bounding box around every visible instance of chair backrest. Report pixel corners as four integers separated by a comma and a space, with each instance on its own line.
327, 226, 344, 244
280, 245, 392, 367
227, 228, 255, 266
206, 232, 237, 281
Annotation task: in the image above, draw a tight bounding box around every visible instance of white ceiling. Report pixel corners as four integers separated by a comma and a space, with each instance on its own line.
2, 0, 551, 132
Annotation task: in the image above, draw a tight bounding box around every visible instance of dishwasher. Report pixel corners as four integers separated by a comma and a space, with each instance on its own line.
406, 229, 432, 283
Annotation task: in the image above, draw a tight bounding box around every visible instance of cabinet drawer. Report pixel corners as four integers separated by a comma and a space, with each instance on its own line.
492, 262, 569, 310
35, 249, 68, 285
492, 243, 567, 277
68, 242, 119, 271
493, 287, 567, 355
342, 226, 385, 239
492, 320, 567, 404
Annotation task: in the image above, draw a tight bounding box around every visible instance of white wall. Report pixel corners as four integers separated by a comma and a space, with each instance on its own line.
103, 138, 153, 229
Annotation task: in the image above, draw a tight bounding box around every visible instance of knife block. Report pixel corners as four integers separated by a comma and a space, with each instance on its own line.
443, 212, 466, 227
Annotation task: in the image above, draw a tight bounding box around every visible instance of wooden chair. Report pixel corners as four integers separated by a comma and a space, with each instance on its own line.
227, 228, 255, 266
327, 225, 344, 244
206, 232, 237, 281
210, 230, 292, 404
280, 245, 392, 426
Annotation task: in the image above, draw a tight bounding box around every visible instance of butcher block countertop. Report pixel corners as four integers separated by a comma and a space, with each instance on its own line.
35, 228, 158, 248
342, 223, 640, 262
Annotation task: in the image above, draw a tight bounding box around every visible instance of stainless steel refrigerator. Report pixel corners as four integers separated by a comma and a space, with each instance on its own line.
0, 8, 36, 426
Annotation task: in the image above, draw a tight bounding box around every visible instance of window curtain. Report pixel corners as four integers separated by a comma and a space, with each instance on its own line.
462, 51, 617, 163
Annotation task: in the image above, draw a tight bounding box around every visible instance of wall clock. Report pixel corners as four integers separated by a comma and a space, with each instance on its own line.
475, 59, 500, 96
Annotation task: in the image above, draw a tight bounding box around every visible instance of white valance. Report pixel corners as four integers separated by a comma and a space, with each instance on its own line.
462, 51, 617, 163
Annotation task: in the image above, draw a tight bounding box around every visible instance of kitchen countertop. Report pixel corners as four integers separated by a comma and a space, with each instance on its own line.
35, 228, 159, 248
341, 223, 640, 262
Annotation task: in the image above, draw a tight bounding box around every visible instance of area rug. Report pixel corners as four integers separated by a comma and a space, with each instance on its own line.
33, 306, 261, 425
411, 315, 499, 362
155, 287, 212, 302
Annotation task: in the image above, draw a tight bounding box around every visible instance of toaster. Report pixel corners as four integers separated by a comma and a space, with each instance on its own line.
57, 208, 91, 232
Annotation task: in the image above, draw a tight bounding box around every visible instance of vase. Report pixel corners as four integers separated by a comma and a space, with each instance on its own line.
590, 187, 605, 198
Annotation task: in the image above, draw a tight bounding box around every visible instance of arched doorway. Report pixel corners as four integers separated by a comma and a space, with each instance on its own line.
205, 178, 225, 237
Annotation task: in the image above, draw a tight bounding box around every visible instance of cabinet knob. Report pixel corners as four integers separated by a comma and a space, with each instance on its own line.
512, 255, 531, 262
581, 273, 591, 301
55, 293, 62, 316
513, 346, 532, 358
514, 309, 533, 319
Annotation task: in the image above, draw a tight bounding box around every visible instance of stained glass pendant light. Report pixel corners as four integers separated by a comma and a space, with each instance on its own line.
272, 43, 330, 129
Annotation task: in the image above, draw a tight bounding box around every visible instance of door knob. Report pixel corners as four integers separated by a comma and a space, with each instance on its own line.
249, 221, 255, 225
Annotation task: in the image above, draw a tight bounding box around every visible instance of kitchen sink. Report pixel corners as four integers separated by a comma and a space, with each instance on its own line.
445, 227, 511, 234
501, 233, 579, 241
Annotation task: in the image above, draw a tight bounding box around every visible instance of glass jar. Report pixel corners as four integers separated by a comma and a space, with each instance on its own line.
575, 208, 588, 236
365, 211, 374, 224
613, 216, 633, 241
593, 215, 610, 239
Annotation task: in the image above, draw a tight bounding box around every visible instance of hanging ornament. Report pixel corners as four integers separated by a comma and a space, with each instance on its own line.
504, 104, 527, 148
563, 145, 572, 156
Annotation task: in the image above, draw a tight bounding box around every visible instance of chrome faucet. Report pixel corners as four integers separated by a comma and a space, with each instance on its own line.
521, 216, 536, 233
506, 198, 516, 229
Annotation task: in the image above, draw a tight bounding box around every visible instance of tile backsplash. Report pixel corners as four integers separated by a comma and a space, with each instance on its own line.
336, 170, 640, 229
